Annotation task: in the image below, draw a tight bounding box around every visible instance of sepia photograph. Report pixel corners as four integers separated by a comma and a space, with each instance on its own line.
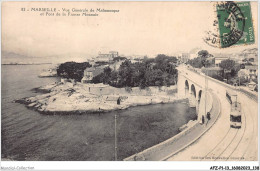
1, 0, 259, 170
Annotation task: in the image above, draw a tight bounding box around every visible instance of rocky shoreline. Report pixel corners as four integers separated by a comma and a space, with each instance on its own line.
14, 81, 181, 115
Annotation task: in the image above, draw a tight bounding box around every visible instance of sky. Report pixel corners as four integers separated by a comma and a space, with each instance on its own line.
2, 1, 258, 62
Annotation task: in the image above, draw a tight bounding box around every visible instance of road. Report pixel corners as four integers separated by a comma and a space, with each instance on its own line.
167, 89, 258, 161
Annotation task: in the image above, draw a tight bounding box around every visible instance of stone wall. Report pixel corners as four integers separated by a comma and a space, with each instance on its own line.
83, 84, 177, 97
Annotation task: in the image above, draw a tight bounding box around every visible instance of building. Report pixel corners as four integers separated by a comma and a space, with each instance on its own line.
181, 53, 190, 63
95, 51, 119, 62
244, 65, 258, 80
238, 65, 258, 82
81, 67, 104, 83
242, 48, 258, 65
189, 48, 201, 59
248, 81, 257, 91
213, 53, 231, 67
238, 70, 247, 80
87, 58, 96, 66
245, 53, 258, 65
201, 67, 223, 78
215, 56, 230, 67
109, 51, 119, 57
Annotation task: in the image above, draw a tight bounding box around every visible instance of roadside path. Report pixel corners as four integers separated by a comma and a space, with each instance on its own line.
162, 91, 220, 161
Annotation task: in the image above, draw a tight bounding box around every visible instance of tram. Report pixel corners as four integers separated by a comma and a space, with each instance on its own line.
226, 90, 242, 129
226, 90, 237, 104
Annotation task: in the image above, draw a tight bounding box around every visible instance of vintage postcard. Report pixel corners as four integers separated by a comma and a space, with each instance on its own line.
1, 1, 259, 170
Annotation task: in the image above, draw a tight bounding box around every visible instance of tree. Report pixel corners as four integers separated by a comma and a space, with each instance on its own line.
201, 52, 210, 67
110, 71, 119, 86
188, 50, 213, 68
231, 63, 241, 77
188, 57, 203, 68
57, 62, 91, 81
145, 69, 163, 86
198, 50, 209, 58
219, 59, 236, 81
92, 73, 104, 84
102, 67, 112, 84
219, 59, 235, 71
118, 60, 134, 87
91, 54, 178, 89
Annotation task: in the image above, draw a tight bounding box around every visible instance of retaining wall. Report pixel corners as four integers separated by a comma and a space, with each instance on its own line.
82, 84, 177, 96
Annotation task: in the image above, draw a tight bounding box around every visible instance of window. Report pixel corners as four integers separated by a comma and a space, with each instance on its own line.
230, 115, 241, 122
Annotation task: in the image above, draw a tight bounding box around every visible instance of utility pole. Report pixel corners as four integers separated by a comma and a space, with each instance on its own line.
115, 114, 117, 161
204, 68, 208, 125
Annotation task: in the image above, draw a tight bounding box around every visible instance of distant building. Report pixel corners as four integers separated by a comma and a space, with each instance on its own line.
245, 65, 258, 80
248, 81, 257, 91
87, 59, 96, 66
243, 49, 258, 64
181, 53, 190, 63
245, 53, 258, 65
238, 65, 258, 82
109, 51, 119, 57
130, 59, 139, 63
95, 51, 119, 62
215, 57, 230, 67
212, 54, 231, 67
238, 70, 247, 79
189, 48, 201, 59
201, 67, 223, 78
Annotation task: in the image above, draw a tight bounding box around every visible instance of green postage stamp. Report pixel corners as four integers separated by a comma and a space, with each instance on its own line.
217, 1, 255, 48
204, 1, 255, 48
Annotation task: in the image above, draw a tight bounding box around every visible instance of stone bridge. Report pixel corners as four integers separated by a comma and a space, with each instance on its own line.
177, 65, 213, 124
125, 64, 258, 161
178, 64, 258, 103
166, 64, 258, 161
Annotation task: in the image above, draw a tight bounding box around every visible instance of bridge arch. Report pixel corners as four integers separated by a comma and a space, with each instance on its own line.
185, 80, 189, 96
198, 90, 202, 102
191, 84, 196, 98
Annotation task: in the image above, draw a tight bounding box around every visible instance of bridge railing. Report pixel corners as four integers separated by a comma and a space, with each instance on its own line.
238, 87, 258, 101
183, 66, 258, 102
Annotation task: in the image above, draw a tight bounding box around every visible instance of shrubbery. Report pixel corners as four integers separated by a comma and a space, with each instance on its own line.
57, 62, 91, 82
93, 54, 178, 88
